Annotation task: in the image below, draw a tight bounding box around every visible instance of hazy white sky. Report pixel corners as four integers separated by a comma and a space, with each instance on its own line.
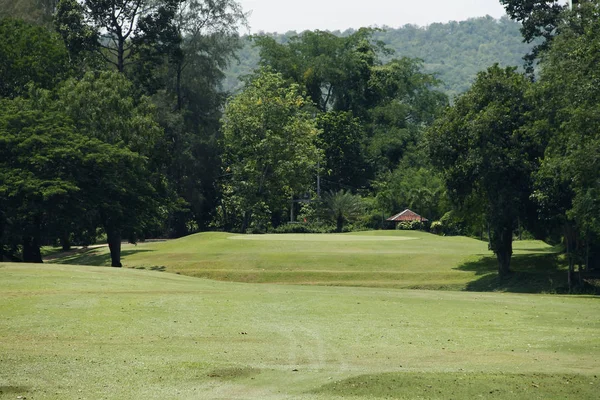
239, 0, 508, 33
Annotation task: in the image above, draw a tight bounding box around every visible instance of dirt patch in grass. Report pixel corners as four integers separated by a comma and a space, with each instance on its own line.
206, 367, 261, 380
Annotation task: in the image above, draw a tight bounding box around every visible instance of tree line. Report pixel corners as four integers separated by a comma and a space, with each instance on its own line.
430, 0, 600, 286
1, 0, 247, 266
1, 0, 599, 291
223, 16, 534, 98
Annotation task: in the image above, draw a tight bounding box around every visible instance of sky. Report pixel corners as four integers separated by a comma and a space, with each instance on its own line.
238, 0, 508, 34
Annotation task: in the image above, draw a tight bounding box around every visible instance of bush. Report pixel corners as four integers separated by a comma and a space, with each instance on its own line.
395, 220, 424, 230
439, 211, 465, 236
430, 220, 443, 234
272, 222, 337, 234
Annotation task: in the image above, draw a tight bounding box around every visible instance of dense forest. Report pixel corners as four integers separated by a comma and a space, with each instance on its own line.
224, 16, 534, 98
1, 0, 599, 291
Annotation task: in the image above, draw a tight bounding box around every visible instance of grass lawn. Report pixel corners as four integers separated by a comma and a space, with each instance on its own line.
50, 230, 573, 293
1, 263, 599, 399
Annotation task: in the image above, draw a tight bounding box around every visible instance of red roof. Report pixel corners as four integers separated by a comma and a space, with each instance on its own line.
387, 209, 428, 222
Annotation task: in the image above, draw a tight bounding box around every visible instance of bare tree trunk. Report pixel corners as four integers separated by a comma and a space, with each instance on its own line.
564, 223, 576, 292
176, 63, 183, 111
241, 211, 252, 233
493, 226, 513, 277
22, 236, 43, 263
117, 37, 125, 73
61, 233, 71, 252
336, 214, 344, 233
106, 228, 122, 267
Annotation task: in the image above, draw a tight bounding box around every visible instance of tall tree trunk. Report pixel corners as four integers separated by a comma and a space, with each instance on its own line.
336, 213, 344, 233
494, 226, 513, 277
176, 63, 183, 111
61, 233, 71, 252
241, 211, 251, 233
22, 236, 43, 263
564, 222, 577, 292
106, 228, 122, 267
117, 37, 125, 73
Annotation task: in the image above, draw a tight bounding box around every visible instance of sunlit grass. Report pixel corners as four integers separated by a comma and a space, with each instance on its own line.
1, 263, 598, 399
49, 231, 572, 292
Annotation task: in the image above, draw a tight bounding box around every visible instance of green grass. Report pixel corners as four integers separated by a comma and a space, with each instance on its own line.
50, 230, 573, 293
1, 263, 599, 399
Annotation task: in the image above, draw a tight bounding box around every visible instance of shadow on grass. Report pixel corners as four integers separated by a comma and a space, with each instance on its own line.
0, 386, 29, 395
49, 248, 154, 267
133, 265, 166, 272
313, 372, 599, 399
456, 253, 571, 293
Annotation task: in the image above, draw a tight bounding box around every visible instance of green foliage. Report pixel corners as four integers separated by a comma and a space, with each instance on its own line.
499, 0, 567, 72
253, 28, 388, 114
0, 18, 69, 98
53, 70, 162, 155
271, 222, 336, 234
430, 220, 443, 234
220, 70, 322, 232
373, 157, 446, 222
225, 17, 534, 98
320, 190, 365, 232
0, 0, 57, 27
366, 58, 448, 172
395, 220, 424, 231
438, 211, 467, 236
428, 65, 540, 275
528, 1, 600, 273
316, 111, 367, 190
254, 28, 447, 198
0, 96, 159, 262
57, 0, 182, 73
54, 0, 99, 69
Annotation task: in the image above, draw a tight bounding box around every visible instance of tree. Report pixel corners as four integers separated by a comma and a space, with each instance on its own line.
321, 190, 364, 233
0, 97, 157, 265
254, 28, 389, 114
0, 99, 79, 262
0, 0, 58, 27
51, 71, 164, 266
0, 18, 69, 98
220, 69, 322, 232
428, 65, 540, 276
170, 0, 247, 108
54, 0, 183, 73
54, 0, 100, 69
529, 1, 600, 284
316, 111, 367, 191
366, 57, 447, 172
499, 0, 591, 71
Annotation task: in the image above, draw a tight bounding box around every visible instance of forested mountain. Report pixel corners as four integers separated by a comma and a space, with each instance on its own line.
224, 16, 533, 98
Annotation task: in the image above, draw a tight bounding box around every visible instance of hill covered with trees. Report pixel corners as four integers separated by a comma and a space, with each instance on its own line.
224, 16, 534, 98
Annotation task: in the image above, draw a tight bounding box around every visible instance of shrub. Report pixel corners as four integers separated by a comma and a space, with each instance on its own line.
430, 220, 443, 234
395, 220, 424, 230
272, 222, 337, 234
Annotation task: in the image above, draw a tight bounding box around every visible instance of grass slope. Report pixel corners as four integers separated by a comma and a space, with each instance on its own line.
50, 231, 570, 293
1, 264, 599, 399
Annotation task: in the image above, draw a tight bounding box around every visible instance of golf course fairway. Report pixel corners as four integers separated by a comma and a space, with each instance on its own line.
1, 262, 599, 399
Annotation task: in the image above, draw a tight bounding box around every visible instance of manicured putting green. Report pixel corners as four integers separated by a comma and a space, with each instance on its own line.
50, 230, 570, 292
228, 233, 417, 241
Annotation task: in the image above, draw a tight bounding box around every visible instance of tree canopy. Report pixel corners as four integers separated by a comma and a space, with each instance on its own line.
220, 69, 322, 232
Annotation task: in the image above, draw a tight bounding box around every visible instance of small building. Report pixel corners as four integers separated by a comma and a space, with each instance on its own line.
386, 209, 428, 224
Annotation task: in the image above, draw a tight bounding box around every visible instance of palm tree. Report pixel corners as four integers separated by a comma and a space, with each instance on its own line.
322, 190, 364, 232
